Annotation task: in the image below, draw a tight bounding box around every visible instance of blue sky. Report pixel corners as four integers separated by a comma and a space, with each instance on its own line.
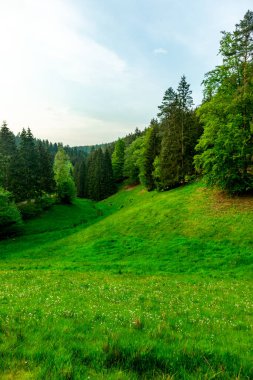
0, 0, 252, 145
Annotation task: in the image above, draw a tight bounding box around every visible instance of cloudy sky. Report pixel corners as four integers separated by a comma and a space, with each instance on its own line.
0, 0, 252, 145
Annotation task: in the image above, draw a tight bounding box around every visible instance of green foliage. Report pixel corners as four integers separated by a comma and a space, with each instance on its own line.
123, 136, 145, 184
0, 187, 22, 238
152, 155, 162, 189
158, 76, 200, 190
195, 11, 253, 194
142, 119, 161, 191
18, 200, 43, 220
112, 138, 125, 182
103, 149, 116, 198
18, 195, 55, 220
86, 148, 115, 201
37, 140, 55, 194
195, 109, 253, 192
160, 117, 182, 189
53, 147, 76, 204
74, 158, 86, 198
8, 128, 41, 201
0, 121, 16, 190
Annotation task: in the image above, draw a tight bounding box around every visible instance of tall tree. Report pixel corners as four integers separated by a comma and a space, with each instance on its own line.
159, 112, 182, 189
85, 148, 115, 201
91, 149, 104, 201
53, 147, 76, 204
102, 149, 115, 198
74, 158, 86, 198
112, 138, 125, 182
0, 121, 17, 190
10, 128, 40, 201
195, 11, 253, 193
142, 119, 161, 191
124, 136, 145, 185
157, 87, 178, 121
37, 140, 55, 194
86, 150, 96, 199
177, 75, 193, 177
157, 76, 199, 190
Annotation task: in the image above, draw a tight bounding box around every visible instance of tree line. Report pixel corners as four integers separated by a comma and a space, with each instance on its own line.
110, 10, 253, 194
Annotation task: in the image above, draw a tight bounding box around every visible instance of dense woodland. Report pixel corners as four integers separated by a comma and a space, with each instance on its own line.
0, 11, 253, 238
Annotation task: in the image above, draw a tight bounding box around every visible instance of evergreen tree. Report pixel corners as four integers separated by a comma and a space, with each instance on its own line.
159, 113, 182, 189
102, 149, 115, 198
195, 11, 253, 193
158, 84, 182, 189
112, 138, 125, 182
53, 147, 76, 204
21, 128, 40, 197
92, 149, 104, 201
37, 140, 55, 194
86, 148, 115, 201
9, 128, 40, 201
157, 76, 199, 190
86, 151, 96, 199
0, 121, 17, 190
157, 87, 178, 120
74, 158, 86, 198
142, 119, 160, 191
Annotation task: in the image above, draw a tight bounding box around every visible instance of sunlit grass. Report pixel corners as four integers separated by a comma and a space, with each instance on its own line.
0, 181, 252, 378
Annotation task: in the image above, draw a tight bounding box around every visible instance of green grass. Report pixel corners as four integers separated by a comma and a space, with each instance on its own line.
0, 182, 252, 379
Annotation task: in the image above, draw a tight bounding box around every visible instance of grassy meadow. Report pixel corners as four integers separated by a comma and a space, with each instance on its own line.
0, 182, 252, 379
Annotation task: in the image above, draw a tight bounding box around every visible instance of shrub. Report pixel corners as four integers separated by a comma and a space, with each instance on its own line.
18, 194, 56, 220
0, 187, 23, 239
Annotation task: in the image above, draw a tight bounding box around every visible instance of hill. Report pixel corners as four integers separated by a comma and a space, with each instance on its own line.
0, 182, 252, 379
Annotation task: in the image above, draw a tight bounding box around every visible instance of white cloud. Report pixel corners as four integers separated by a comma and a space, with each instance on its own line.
153, 48, 168, 55
1, 0, 250, 145
0, 0, 134, 144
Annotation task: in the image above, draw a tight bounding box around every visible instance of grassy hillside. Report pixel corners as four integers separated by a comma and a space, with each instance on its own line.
0, 182, 252, 379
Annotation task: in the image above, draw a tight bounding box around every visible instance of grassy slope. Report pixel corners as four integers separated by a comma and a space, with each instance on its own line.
0, 182, 252, 379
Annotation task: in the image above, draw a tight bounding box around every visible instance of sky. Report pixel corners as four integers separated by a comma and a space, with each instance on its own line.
0, 0, 252, 146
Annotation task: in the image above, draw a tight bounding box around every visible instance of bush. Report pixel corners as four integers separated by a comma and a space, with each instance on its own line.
0, 187, 23, 239
18, 194, 56, 220
39, 194, 56, 210
56, 180, 76, 204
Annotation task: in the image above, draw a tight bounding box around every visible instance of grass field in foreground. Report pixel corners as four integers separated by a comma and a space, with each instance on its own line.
0, 182, 252, 379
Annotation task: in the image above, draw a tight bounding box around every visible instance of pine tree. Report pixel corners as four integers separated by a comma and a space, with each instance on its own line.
102, 149, 115, 198
160, 112, 182, 189
158, 84, 181, 189
9, 128, 40, 201
157, 87, 178, 120
142, 119, 160, 191
0, 121, 17, 190
86, 148, 115, 201
74, 158, 86, 198
37, 140, 55, 194
22, 128, 40, 197
157, 76, 198, 190
86, 151, 96, 199
112, 139, 125, 182
92, 149, 102, 201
